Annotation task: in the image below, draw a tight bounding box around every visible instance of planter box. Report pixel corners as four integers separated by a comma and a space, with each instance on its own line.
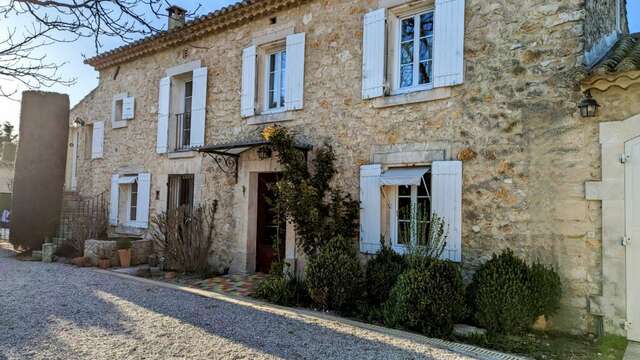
84, 239, 153, 267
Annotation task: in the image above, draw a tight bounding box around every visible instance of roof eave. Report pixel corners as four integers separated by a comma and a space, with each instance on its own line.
85, 0, 307, 70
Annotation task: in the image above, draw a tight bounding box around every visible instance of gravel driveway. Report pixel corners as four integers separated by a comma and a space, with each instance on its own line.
0, 244, 479, 360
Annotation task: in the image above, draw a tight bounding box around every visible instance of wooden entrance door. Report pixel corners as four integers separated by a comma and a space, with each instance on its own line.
625, 136, 640, 341
256, 173, 285, 274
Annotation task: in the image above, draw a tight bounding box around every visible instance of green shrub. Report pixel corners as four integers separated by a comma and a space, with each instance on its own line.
529, 262, 562, 318
364, 242, 406, 307
255, 261, 309, 306
256, 273, 309, 307
384, 258, 465, 338
468, 249, 536, 335
305, 236, 364, 312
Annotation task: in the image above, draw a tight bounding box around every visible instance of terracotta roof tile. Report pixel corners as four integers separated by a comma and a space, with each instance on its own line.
591, 34, 640, 75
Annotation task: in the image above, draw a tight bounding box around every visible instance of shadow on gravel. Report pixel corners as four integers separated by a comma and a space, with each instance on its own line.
96, 277, 456, 359
0, 245, 459, 359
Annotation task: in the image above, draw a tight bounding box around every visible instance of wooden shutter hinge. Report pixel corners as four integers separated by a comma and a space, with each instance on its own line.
622, 235, 632, 247
620, 153, 631, 164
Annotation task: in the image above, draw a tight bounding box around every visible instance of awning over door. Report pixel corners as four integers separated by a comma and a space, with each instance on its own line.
118, 176, 137, 184
379, 167, 430, 186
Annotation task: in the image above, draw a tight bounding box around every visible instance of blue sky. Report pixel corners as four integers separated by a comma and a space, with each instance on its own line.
1, 1, 640, 128
0, 1, 239, 128
630, 1, 640, 32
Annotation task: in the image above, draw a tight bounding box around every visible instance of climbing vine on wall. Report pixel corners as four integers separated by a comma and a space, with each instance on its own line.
263, 126, 359, 256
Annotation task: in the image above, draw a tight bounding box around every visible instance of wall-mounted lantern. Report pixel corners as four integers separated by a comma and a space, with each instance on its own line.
578, 90, 600, 118
72, 118, 85, 128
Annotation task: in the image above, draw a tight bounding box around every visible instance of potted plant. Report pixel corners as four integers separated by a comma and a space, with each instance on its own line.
116, 239, 133, 268
97, 247, 111, 269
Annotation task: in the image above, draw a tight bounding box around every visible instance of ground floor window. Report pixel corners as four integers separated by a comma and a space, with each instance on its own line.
167, 174, 194, 211
391, 173, 432, 248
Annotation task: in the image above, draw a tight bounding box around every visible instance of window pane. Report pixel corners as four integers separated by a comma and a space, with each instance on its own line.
269, 53, 276, 72
401, 18, 415, 42
269, 91, 277, 109
419, 61, 432, 85
401, 42, 414, 65
418, 174, 430, 197
185, 81, 193, 98
420, 12, 433, 37
400, 65, 413, 88
399, 184, 411, 196
398, 221, 411, 245
280, 51, 286, 107
419, 38, 432, 62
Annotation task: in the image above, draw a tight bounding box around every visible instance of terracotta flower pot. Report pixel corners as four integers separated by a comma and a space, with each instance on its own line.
118, 249, 131, 268
97, 258, 110, 269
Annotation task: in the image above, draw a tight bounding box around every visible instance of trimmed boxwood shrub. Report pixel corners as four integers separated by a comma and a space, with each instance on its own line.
256, 261, 309, 307
305, 236, 364, 312
365, 243, 406, 306
383, 258, 465, 338
529, 261, 562, 318
256, 273, 309, 307
468, 249, 562, 335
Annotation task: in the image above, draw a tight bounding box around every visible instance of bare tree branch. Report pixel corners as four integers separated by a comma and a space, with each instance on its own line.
0, 0, 203, 98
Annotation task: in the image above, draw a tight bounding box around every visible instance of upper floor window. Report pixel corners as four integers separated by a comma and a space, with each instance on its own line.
362, 0, 465, 101
111, 93, 135, 129
241, 33, 306, 119
265, 49, 286, 111
155, 64, 207, 154
398, 11, 433, 91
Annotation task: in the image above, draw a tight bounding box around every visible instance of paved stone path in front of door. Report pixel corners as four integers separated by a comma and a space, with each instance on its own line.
180, 273, 268, 297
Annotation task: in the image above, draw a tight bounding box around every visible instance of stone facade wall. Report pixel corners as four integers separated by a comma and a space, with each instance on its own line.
69, 0, 606, 333
585, 0, 620, 54
84, 239, 153, 266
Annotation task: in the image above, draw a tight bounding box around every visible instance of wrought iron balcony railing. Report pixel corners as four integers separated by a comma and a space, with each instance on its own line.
174, 112, 191, 151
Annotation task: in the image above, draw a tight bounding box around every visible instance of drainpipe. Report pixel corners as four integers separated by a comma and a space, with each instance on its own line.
616, 0, 621, 34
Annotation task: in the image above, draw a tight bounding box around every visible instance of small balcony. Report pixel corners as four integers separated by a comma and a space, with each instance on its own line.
174, 112, 191, 152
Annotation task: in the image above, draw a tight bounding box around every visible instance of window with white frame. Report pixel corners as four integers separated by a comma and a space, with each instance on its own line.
110, 173, 151, 229
167, 174, 194, 211
397, 11, 434, 91
241, 33, 305, 118
156, 65, 207, 154
111, 93, 135, 128
128, 179, 138, 222
359, 162, 462, 261
265, 49, 286, 112
361, 0, 465, 100
392, 174, 431, 247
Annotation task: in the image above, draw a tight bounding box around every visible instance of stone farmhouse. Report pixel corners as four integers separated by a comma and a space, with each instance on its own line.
65, 0, 640, 339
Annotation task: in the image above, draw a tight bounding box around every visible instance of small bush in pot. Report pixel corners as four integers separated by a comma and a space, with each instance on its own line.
305, 236, 364, 312
468, 249, 535, 335
383, 251, 465, 338
116, 239, 132, 268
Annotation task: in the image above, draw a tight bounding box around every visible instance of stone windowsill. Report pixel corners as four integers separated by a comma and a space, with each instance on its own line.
112, 120, 128, 129
112, 224, 145, 236
372, 87, 452, 109
167, 150, 197, 159
246, 110, 296, 125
